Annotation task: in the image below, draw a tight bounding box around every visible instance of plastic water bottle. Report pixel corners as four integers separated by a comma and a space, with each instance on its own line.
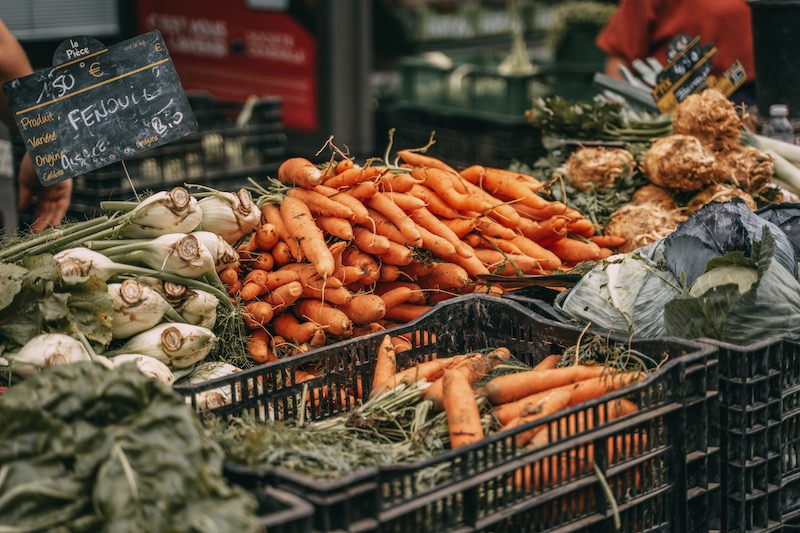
762, 104, 797, 144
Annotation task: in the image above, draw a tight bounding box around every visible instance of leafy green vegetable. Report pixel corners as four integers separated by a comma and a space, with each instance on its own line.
0, 361, 261, 532
527, 97, 672, 143
555, 252, 683, 337
663, 198, 797, 287
0, 255, 113, 352
664, 229, 800, 344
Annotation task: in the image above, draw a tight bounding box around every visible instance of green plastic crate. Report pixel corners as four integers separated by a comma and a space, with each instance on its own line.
399, 52, 600, 123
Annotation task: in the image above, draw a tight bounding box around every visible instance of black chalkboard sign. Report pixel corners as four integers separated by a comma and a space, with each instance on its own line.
3, 30, 197, 186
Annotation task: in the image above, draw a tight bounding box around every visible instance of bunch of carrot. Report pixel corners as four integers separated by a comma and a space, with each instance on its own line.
368, 338, 648, 492
219, 150, 624, 364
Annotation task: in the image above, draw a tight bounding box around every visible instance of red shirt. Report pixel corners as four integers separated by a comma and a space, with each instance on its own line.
596, 0, 756, 80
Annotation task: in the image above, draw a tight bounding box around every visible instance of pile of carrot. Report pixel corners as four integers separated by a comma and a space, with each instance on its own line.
220, 150, 625, 364
368, 339, 649, 491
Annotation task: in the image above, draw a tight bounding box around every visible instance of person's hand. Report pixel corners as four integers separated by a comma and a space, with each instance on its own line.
17, 152, 72, 233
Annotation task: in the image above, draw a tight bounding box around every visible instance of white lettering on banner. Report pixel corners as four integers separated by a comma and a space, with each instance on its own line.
245, 31, 306, 64
170, 35, 228, 58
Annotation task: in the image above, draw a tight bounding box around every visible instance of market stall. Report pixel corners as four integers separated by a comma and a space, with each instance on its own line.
6, 2, 800, 532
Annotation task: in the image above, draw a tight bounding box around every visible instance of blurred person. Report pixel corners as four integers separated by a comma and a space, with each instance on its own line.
0, 18, 72, 233
596, 0, 757, 106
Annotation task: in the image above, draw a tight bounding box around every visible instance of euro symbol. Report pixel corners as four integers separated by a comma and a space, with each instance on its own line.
88, 62, 104, 78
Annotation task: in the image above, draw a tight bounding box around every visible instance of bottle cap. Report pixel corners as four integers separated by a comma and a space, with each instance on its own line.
770, 104, 789, 117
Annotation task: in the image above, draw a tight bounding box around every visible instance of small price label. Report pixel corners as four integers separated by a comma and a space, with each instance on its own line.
3, 31, 197, 186
652, 34, 748, 113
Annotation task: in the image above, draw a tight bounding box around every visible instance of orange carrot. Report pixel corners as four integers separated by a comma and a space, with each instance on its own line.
406, 184, 462, 219
241, 270, 269, 301
344, 180, 379, 200
263, 281, 304, 311
377, 286, 415, 311
413, 167, 494, 214
396, 150, 458, 174
534, 355, 561, 371
313, 184, 370, 224
300, 284, 354, 306
281, 196, 335, 278
252, 252, 275, 272
391, 335, 412, 353
378, 172, 423, 194
371, 334, 397, 391
378, 241, 414, 266
322, 166, 366, 189
419, 262, 470, 290
273, 312, 319, 344
443, 367, 485, 448
448, 250, 492, 277
286, 187, 354, 219
365, 192, 423, 246
424, 348, 511, 410
516, 216, 569, 244
565, 372, 646, 406
370, 354, 463, 397
409, 207, 473, 258
473, 249, 548, 276
483, 365, 606, 405
416, 224, 457, 259
352, 226, 392, 255
263, 270, 300, 290
383, 303, 432, 322
343, 246, 380, 285
461, 165, 551, 211
459, 179, 521, 229
466, 233, 524, 256
252, 223, 280, 251
367, 208, 417, 246
503, 388, 573, 447
381, 191, 427, 212
226, 279, 243, 296
510, 235, 563, 271
547, 238, 603, 264
219, 267, 239, 286
401, 261, 436, 279
336, 158, 355, 174
566, 218, 597, 239
353, 322, 386, 337
295, 299, 353, 336
243, 301, 274, 329
590, 235, 627, 248
278, 263, 343, 290
278, 157, 324, 188
248, 329, 278, 363
378, 264, 403, 282
271, 241, 294, 266
314, 215, 354, 241
261, 203, 304, 260
475, 217, 517, 240
335, 293, 386, 325
440, 217, 479, 239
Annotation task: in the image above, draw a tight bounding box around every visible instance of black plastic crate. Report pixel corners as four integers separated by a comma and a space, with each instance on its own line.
699, 338, 800, 532
502, 286, 570, 324
255, 486, 314, 533
177, 295, 719, 533
386, 105, 546, 170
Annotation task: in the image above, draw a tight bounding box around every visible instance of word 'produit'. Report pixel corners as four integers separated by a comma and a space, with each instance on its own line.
66, 87, 159, 130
